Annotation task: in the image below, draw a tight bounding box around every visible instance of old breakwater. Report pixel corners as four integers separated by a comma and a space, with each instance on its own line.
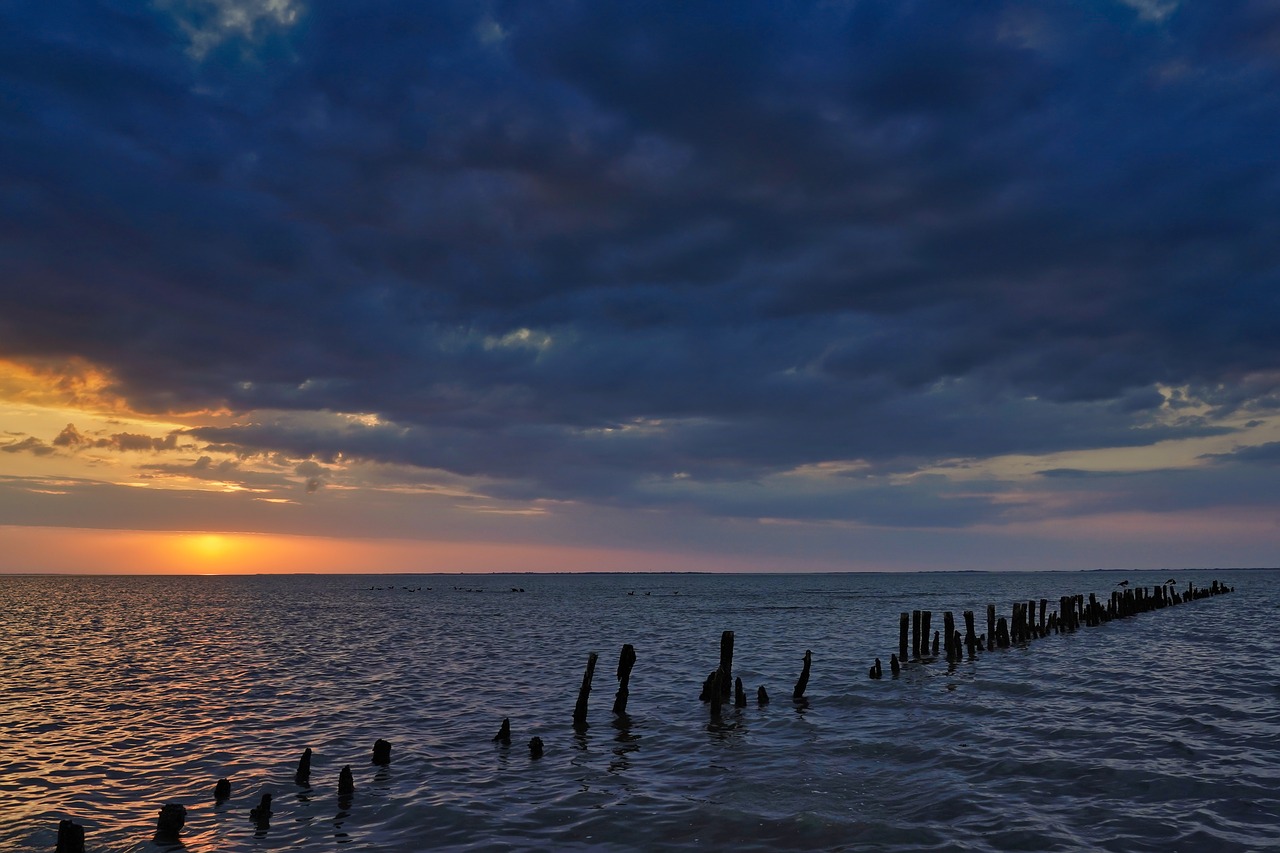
45, 576, 1236, 851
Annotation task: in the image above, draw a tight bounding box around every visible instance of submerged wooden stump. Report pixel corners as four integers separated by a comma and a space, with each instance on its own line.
249, 794, 271, 828
868, 658, 882, 679
573, 652, 598, 731
55, 819, 84, 853
214, 778, 231, 801
155, 803, 186, 843
963, 610, 978, 656
757, 685, 770, 705
295, 748, 312, 785
372, 739, 391, 766
734, 676, 747, 707
890, 653, 900, 676
529, 736, 544, 759
494, 717, 512, 745
793, 650, 812, 700
338, 765, 355, 801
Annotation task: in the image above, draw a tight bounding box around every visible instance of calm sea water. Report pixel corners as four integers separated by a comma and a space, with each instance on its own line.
2, 569, 1277, 852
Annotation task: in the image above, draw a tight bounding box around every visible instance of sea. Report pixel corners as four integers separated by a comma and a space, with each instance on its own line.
1, 569, 1277, 852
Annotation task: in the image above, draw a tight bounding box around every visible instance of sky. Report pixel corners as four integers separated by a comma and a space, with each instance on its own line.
1, 0, 1279, 574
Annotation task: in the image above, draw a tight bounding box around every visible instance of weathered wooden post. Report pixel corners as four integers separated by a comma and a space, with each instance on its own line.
719, 631, 734, 698
921, 612, 932, 656
899, 612, 910, 661
1039, 599, 1047, 636
986, 604, 996, 650
529, 737, 544, 759
735, 676, 747, 707
943, 612, 956, 661
912, 610, 922, 658
890, 653, 901, 675
793, 650, 812, 700
372, 739, 391, 766
215, 778, 231, 801
869, 658, 882, 679
250, 794, 271, 827
338, 766, 355, 801
494, 717, 512, 744
295, 748, 312, 785
613, 644, 637, 716
963, 610, 977, 656
155, 804, 186, 842
573, 652, 598, 731
56, 819, 85, 853
709, 670, 723, 720
757, 685, 770, 705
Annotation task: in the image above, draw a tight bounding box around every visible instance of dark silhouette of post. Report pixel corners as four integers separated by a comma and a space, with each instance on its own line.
613, 644, 637, 716
757, 685, 769, 705
573, 652, 598, 731
250, 794, 271, 828
372, 739, 391, 766
890, 653, 900, 676
734, 676, 747, 707
494, 717, 512, 745
912, 610, 922, 658
338, 766, 355, 801
921, 612, 932, 656
295, 748, 312, 785
793, 649, 812, 700
899, 613, 909, 660
215, 778, 231, 801
529, 736, 544, 759
155, 804, 186, 843
56, 819, 85, 853
718, 631, 734, 698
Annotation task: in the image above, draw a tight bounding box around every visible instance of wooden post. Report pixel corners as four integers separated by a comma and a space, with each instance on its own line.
912, 610, 922, 659
735, 676, 747, 707
613, 644, 637, 716
215, 778, 231, 801
56, 820, 85, 853
921, 612, 932, 656
338, 766, 354, 800
494, 718, 512, 744
295, 748, 311, 785
963, 610, 977, 656
719, 631, 734, 698
890, 653, 901, 675
372, 739, 391, 765
793, 649, 812, 700
986, 604, 996, 651
155, 804, 186, 842
899, 612, 909, 661
529, 737, 544, 759
1039, 599, 1047, 636
573, 652, 598, 731
943, 612, 956, 661
868, 658, 882, 679
757, 685, 770, 705
249, 794, 271, 827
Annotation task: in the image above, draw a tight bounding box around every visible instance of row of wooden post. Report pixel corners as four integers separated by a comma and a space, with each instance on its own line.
52, 579, 1234, 850
885, 579, 1233, 677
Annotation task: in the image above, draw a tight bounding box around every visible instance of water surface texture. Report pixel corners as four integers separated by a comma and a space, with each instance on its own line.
2, 570, 1278, 851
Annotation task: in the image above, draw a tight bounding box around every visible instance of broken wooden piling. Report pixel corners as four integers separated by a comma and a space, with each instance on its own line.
295, 748, 311, 785
573, 652, 598, 731
613, 644, 637, 716
214, 778, 231, 802
155, 804, 186, 843
494, 717, 512, 745
55, 819, 84, 853
718, 631, 734, 698
372, 738, 391, 766
793, 650, 812, 700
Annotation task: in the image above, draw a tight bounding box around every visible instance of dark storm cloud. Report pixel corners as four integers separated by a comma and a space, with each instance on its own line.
3, 1, 1279, 522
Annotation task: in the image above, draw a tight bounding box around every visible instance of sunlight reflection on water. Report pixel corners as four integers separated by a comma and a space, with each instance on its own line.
1, 570, 1277, 851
